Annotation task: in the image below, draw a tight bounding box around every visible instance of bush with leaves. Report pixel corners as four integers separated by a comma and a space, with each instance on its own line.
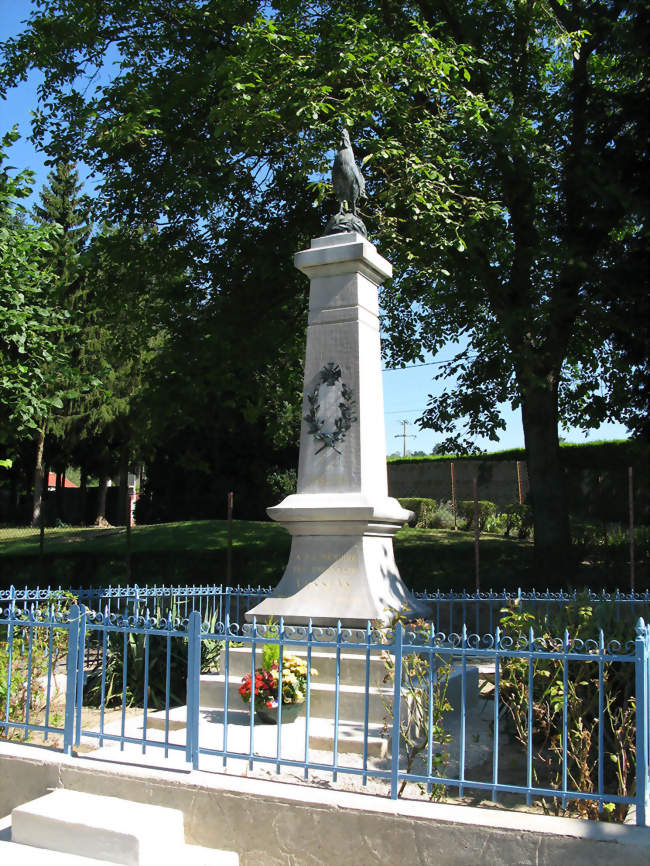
501, 504, 533, 539
83, 605, 222, 711
457, 500, 497, 532
398, 498, 456, 530
379, 613, 453, 799
0, 591, 75, 739
498, 599, 637, 822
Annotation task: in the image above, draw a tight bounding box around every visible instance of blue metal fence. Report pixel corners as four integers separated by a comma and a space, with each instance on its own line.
3, 584, 649, 631
1, 593, 649, 825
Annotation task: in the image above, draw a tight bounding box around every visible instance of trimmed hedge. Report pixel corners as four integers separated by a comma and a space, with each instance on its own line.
398, 497, 437, 528
397, 498, 455, 530
457, 500, 498, 531
387, 438, 648, 470
502, 503, 534, 539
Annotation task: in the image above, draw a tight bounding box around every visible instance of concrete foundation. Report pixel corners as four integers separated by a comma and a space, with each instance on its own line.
1, 742, 648, 866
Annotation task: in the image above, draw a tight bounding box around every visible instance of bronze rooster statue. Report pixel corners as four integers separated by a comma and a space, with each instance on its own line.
332, 128, 365, 215
325, 129, 367, 236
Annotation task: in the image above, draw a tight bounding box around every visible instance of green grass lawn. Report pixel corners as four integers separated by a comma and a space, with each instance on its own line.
0, 520, 288, 556
0, 519, 638, 593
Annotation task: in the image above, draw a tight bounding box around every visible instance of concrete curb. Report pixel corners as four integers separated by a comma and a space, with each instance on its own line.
1, 741, 648, 865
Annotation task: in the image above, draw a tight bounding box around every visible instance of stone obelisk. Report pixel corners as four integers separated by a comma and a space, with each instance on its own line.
247, 133, 417, 627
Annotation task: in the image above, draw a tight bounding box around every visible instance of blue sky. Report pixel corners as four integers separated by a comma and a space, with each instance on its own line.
0, 0, 630, 455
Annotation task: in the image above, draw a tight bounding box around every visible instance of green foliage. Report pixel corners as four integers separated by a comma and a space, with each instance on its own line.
0, 594, 73, 739
456, 500, 497, 532
261, 642, 280, 674
399, 498, 435, 528
380, 613, 452, 799
0, 0, 647, 562
398, 497, 456, 530
32, 160, 91, 299
388, 440, 647, 468
0, 130, 77, 451
498, 600, 637, 822
500, 504, 533, 539
84, 602, 222, 710
265, 468, 297, 502
84, 628, 188, 710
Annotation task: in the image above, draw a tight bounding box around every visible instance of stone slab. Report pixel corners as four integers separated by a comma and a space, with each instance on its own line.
11, 789, 185, 866
0, 839, 124, 866
0, 837, 238, 866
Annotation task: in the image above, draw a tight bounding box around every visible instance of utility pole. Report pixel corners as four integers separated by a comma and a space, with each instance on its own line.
394, 420, 416, 457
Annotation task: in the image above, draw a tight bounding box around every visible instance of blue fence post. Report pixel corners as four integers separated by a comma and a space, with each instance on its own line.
64, 604, 80, 755
635, 618, 649, 826
390, 621, 404, 800
74, 604, 87, 747
185, 610, 202, 769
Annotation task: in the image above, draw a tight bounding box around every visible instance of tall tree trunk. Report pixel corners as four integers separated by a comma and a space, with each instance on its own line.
31, 423, 46, 527
118, 445, 129, 526
55, 469, 63, 523
520, 382, 571, 584
80, 466, 87, 525
95, 476, 109, 525
9, 469, 18, 521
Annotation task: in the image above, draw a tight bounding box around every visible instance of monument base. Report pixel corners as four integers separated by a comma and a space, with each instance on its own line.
246, 494, 425, 627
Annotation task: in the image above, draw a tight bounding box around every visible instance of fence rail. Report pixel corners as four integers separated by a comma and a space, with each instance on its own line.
1, 592, 649, 826
3, 583, 650, 632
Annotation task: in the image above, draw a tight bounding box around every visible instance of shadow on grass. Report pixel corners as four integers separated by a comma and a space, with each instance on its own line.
0, 521, 638, 594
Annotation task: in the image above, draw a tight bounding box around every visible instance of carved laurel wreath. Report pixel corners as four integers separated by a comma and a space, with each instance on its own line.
304, 362, 357, 454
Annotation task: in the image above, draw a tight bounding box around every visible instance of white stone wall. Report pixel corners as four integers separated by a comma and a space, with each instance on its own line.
1, 743, 648, 866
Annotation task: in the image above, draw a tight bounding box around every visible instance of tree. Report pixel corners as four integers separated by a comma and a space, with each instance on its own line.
135, 186, 313, 521
2, 2, 646, 572
28, 160, 92, 524
218, 1, 648, 573
71, 222, 179, 524
0, 0, 481, 513
0, 130, 75, 475
377, 0, 649, 573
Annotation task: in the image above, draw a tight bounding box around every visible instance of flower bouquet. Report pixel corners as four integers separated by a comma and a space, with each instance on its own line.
238, 643, 317, 724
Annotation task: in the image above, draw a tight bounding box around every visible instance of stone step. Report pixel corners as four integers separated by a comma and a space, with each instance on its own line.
307, 716, 389, 757
221, 646, 388, 685
0, 838, 123, 866
201, 674, 398, 724
144, 706, 389, 758
10, 790, 238, 866
201, 663, 478, 723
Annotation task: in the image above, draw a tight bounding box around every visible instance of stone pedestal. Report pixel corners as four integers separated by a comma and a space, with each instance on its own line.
247, 233, 417, 626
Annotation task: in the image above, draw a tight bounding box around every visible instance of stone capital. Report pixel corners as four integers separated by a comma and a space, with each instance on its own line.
294, 232, 392, 284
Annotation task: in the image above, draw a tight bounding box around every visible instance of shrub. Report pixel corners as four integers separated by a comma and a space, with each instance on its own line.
428, 501, 456, 530
457, 500, 497, 531
484, 512, 508, 534
501, 504, 533, 539
398, 498, 456, 529
84, 604, 222, 711
398, 498, 436, 528
498, 599, 636, 822
0, 593, 74, 740
379, 613, 452, 799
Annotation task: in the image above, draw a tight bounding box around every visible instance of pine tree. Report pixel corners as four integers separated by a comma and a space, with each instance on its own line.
32, 161, 91, 302
29, 161, 91, 525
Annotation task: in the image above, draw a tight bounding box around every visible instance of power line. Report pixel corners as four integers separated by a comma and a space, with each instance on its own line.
385, 408, 424, 415
381, 353, 478, 373
382, 360, 447, 372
